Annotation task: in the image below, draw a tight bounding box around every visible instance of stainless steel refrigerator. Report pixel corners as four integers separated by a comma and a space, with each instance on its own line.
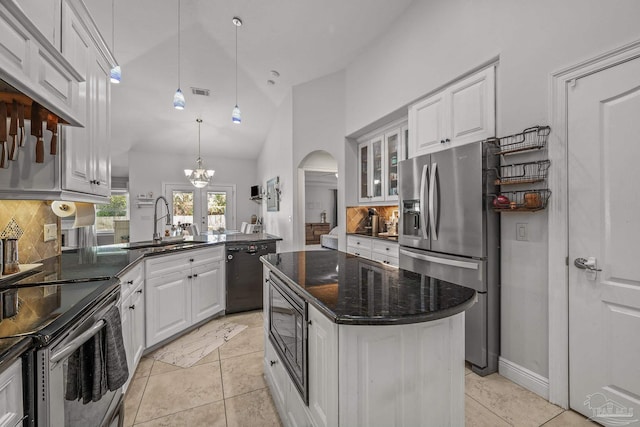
398, 142, 499, 376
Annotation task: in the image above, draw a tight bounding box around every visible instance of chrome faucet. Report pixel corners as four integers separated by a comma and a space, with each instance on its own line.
153, 196, 172, 242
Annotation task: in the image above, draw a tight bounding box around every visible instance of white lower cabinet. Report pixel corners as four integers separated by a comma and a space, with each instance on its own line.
307, 305, 339, 427
347, 235, 399, 267
119, 263, 145, 392
145, 247, 225, 347
0, 358, 23, 427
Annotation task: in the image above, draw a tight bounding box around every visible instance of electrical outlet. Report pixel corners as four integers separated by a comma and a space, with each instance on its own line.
516, 223, 528, 241
44, 223, 57, 242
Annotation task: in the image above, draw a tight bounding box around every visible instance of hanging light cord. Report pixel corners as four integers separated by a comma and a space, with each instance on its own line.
235, 22, 238, 105
111, 0, 115, 54
197, 118, 202, 159
177, 0, 181, 88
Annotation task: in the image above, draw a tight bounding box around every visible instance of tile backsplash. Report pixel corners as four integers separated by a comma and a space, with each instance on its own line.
346, 205, 399, 233
0, 201, 61, 264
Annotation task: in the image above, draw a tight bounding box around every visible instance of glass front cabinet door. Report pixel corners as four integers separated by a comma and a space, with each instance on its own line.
385, 129, 400, 201
358, 136, 384, 203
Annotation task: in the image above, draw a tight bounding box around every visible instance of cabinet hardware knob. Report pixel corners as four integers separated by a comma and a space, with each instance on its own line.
188, 275, 193, 279
96, 181, 100, 186
193, 274, 198, 278
136, 289, 143, 294
440, 140, 445, 144
445, 138, 450, 143
189, 258, 194, 262
270, 360, 277, 366
129, 305, 135, 310
385, 247, 389, 251
126, 280, 133, 284
308, 320, 313, 326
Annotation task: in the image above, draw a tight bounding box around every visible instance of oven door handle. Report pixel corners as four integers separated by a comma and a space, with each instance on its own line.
50, 320, 106, 364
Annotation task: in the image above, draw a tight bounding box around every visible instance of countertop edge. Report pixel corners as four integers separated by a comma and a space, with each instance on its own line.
260, 256, 476, 326
0, 337, 31, 373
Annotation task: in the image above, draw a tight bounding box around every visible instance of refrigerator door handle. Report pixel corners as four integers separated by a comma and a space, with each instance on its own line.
419, 164, 429, 240
429, 162, 438, 240
399, 248, 480, 270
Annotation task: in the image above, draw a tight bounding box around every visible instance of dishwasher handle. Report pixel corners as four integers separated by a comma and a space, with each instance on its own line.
50, 320, 105, 364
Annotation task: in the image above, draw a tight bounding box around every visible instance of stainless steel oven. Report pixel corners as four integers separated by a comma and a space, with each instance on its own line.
36, 287, 124, 427
267, 273, 308, 405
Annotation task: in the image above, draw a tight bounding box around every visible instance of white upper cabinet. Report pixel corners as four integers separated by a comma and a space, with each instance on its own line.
0, 0, 114, 202
357, 121, 406, 203
408, 67, 495, 157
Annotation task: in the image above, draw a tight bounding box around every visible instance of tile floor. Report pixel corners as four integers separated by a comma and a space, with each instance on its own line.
124, 311, 595, 426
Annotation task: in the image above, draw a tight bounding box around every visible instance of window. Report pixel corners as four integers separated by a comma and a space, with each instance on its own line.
165, 184, 236, 233
95, 194, 129, 233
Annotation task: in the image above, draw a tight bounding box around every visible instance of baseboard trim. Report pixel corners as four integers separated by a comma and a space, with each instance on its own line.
499, 357, 549, 400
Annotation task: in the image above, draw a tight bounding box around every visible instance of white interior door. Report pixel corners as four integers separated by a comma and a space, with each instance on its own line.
568, 56, 640, 424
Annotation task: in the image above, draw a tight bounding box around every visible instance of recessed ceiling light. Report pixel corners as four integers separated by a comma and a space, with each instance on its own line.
270, 70, 280, 78
267, 80, 275, 86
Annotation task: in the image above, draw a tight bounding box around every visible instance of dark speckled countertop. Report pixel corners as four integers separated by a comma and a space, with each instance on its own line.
260, 250, 476, 325
0, 232, 281, 370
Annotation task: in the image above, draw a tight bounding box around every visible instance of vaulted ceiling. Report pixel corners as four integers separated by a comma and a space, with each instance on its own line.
84, 0, 415, 176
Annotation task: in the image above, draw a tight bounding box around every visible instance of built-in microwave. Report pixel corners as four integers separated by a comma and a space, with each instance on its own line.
267, 273, 308, 405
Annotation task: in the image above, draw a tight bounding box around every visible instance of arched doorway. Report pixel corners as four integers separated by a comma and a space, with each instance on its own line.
297, 151, 338, 249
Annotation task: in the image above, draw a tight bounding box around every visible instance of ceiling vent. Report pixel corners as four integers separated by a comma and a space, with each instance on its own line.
191, 87, 210, 96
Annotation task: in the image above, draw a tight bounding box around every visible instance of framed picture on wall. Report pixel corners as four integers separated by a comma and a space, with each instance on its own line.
266, 176, 280, 212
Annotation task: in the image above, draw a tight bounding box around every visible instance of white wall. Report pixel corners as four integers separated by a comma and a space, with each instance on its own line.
256, 94, 295, 251
343, 0, 640, 382
305, 181, 337, 227
128, 151, 259, 242
292, 71, 346, 250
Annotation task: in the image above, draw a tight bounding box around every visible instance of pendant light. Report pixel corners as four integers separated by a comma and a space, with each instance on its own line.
173, 0, 185, 109
109, 0, 121, 83
232, 17, 242, 123
184, 118, 214, 188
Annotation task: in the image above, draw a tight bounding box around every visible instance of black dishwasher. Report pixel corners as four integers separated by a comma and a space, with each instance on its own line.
226, 242, 277, 313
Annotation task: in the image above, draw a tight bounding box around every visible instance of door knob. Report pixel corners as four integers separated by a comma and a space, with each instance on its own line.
574, 257, 602, 272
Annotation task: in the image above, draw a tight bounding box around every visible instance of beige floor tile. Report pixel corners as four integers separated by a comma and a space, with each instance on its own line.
221, 351, 266, 398
465, 373, 563, 427
123, 375, 148, 427
135, 362, 224, 424
219, 326, 264, 360
133, 401, 226, 427
193, 348, 220, 366
465, 362, 473, 376
542, 410, 597, 426
225, 388, 282, 427
465, 395, 511, 427
134, 357, 154, 379
149, 359, 182, 376
225, 310, 264, 328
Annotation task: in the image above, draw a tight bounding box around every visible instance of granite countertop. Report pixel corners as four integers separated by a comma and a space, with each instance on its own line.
0, 232, 282, 365
260, 250, 476, 326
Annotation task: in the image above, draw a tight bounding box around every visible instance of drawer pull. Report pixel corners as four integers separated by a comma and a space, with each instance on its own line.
270, 360, 277, 366
193, 273, 198, 278
126, 280, 133, 284
189, 258, 194, 262
129, 304, 135, 310
136, 289, 143, 294
188, 275, 193, 279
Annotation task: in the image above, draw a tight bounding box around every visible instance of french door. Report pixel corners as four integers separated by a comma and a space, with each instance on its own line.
164, 183, 236, 234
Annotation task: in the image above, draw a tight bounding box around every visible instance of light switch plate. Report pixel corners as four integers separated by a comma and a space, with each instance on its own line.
44, 223, 57, 242
516, 223, 528, 241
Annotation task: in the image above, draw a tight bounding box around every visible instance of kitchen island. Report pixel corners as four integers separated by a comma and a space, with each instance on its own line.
260, 250, 476, 427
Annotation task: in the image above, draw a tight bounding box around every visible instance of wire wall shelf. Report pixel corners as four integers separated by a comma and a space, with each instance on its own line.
494, 160, 551, 185
486, 126, 551, 155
